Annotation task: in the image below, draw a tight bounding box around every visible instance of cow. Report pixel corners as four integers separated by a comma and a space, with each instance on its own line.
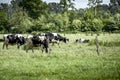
45, 33, 69, 47
25, 35, 50, 53
2, 34, 26, 49
75, 38, 89, 43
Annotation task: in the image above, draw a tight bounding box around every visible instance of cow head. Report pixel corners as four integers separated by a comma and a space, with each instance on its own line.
63, 37, 69, 43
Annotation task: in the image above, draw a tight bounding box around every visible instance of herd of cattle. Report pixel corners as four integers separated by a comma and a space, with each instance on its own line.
2, 33, 90, 53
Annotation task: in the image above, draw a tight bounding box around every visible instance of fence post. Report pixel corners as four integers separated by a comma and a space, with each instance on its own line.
95, 36, 100, 55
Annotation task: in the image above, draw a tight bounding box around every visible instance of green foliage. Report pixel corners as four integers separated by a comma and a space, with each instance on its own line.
110, 0, 120, 6
81, 18, 103, 32
31, 15, 47, 32
45, 22, 56, 31
60, 0, 75, 12
103, 20, 116, 32
9, 9, 33, 33
46, 13, 69, 32
81, 20, 91, 32
68, 10, 78, 22
103, 13, 120, 32
19, 0, 49, 19
0, 11, 9, 33
62, 12, 69, 32
48, 2, 64, 13
70, 19, 82, 31
54, 14, 64, 32
92, 18, 103, 32
83, 9, 94, 20
1, 0, 120, 33
114, 14, 120, 31
109, 0, 120, 14
88, 0, 103, 17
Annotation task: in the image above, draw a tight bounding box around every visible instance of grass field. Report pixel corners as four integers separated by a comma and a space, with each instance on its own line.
0, 33, 120, 80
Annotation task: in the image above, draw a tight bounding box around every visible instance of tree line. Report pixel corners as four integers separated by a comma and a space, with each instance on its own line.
0, 0, 120, 34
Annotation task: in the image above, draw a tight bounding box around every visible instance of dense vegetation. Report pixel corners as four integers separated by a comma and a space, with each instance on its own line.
0, 33, 120, 80
0, 0, 120, 34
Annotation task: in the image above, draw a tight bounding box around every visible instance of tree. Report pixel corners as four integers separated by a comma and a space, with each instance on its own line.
70, 19, 82, 31
19, 0, 49, 19
102, 15, 120, 32
81, 20, 91, 32
54, 14, 64, 32
110, 0, 120, 6
109, 0, 120, 14
45, 22, 56, 32
0, 3, 12, 19
83, 8, 94, 20
62, 12, 69, 33
92, 18, 103, 32
31, 15, 47, 32
114, 14, 120, 31
11, 0, 23, 11
0, 11, 9, 33
68, 10, 78, 23
9, 8, 33, 33
88, 0, 103, 16
48, 2, 63, 13
60, 0, 75, 12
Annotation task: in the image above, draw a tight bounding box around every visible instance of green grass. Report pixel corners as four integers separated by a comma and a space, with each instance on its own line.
0, 33, 120, 80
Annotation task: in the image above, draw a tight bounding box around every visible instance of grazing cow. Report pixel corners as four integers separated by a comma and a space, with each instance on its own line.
25, 35, 50, 53
2, 34, 26, 49
75, 38, 89, 43
45, 33, 69, 46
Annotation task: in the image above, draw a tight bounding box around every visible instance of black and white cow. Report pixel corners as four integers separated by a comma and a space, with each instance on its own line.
75, 38, 89, 43
45, 33, 69, 46
25, 35, 50, 53
2, 34, 26, 49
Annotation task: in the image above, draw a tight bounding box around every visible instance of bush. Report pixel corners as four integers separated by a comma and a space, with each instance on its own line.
31, 31, 38, 35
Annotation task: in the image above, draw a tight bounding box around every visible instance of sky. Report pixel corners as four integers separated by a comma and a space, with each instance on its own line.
0, 0, 110, 9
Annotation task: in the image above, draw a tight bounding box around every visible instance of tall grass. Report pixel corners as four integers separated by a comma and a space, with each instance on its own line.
0, 33, 120, 80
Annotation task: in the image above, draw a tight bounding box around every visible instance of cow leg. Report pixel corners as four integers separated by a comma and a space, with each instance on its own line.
45, 47, 48, 53
26, 45, 29, 53
32, 47, 34, 53
57, 42, 60, 48
52, 43, 54, 46
40, 45, 43, 53
17, 43, 20, 49
3, 42, 8, 49
6, 44, 8, 49
41, 46, 44, 53
46, 47, 50, 53
2, 43, 5, 49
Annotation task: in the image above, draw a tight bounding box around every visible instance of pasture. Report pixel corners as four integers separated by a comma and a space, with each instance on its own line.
0, 33, 120, 80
